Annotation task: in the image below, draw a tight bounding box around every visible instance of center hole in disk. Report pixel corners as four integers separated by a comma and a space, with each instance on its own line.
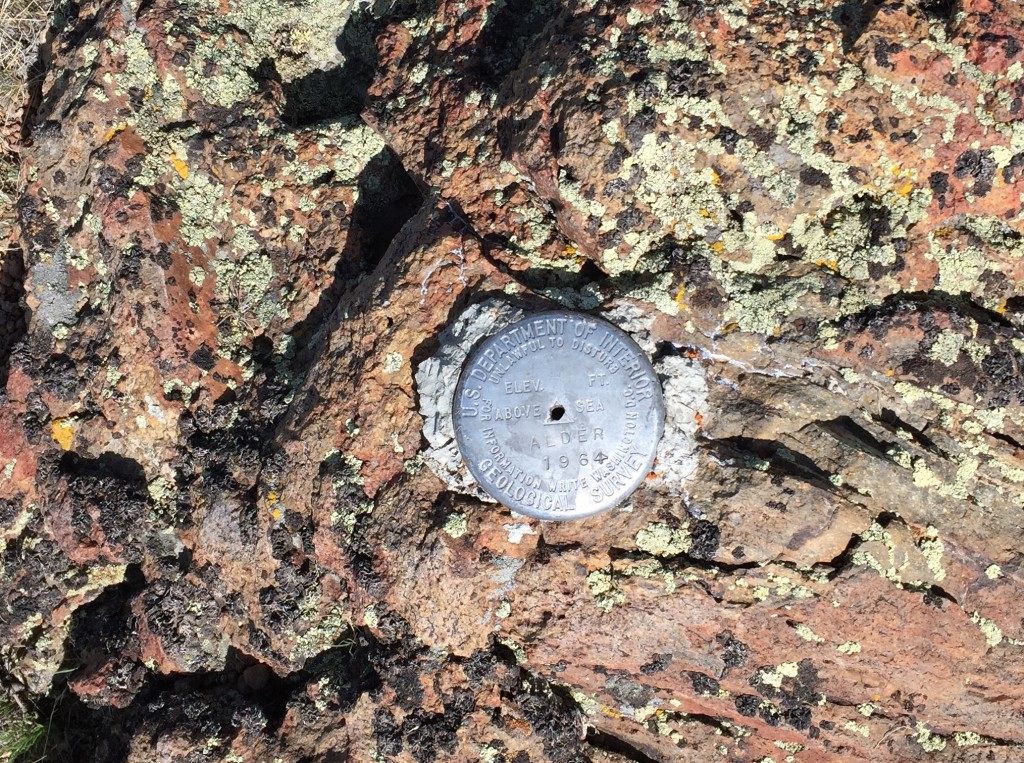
549, 405, 565, 421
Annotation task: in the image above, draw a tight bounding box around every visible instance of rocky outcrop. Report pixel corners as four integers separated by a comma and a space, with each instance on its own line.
3, 0, 1024, 760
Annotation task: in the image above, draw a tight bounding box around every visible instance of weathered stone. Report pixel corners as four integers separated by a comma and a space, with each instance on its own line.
2, 0, 1024, 760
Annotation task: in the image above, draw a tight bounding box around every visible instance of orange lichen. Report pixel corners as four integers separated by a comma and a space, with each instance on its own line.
170, 153, 189, 180
51, 418, 73, 450
104, 124, 127, 142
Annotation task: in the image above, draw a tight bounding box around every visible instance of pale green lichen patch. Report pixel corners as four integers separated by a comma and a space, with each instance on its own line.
970, 611, 1003, 648
586, 568, 626, 611
914, 722, 947, 753
290, 604, 350, 661
844, 720, 870, 738
953, 731, 984, 747
852, 520, 947, 587
183, 34, 259, 108
918, 526, 947, 583
214, 0, 351, 81
793, 623, 823, 642
212, 247, 278, 327
176, 173, 233, 247
911, 454, 978, 502
928, 331, 965, 366
443, 513, 468, 538
363, 605, 379, 628
635, 522, 690, 557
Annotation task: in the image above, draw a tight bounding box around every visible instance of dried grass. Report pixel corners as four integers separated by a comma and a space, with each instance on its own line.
0, 694, 45, 763
0, 0, 53, 240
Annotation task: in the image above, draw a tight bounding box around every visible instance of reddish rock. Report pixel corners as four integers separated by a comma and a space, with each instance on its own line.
2, 0, 1024, 760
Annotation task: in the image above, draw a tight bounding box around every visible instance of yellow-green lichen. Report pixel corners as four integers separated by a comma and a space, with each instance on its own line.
843, 720, 870, 738
586, 568, 626, 611
970, 611, 1003, 648
953, 731, 983, 747
290, 604, 350, 660
442, 513, 468, 538
177, 173, 232, 247
918, 526, 947, 583
928, 331, 965, 366
794, 624, 823, 642
635, 522, 691, 557
915, 722, 947, 753
363, 605, 379, 629
837, 641, 861, 655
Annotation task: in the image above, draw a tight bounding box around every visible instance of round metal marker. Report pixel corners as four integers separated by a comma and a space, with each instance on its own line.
453, 311, 665, 520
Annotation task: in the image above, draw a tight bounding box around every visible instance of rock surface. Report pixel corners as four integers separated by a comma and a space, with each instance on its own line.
3, 0, 1024, 760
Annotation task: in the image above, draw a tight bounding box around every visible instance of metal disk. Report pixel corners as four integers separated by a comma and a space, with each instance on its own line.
453, 310, 665, 520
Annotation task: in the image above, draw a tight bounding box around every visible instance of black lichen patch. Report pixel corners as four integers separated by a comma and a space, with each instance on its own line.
190, 344, 217, 370
689, 519, 720, 559
790, 659, 821, 705
402, 689, 475, 763
734, 694, 761, 716
799, 166, 833, 189
640, 653, 672, 675
374, 707, 404, 756
41, 353, 85, 400
745, 660, 821, 733
759, 702, 782, 726
0, 243, 27, 387
717, 630, 748, 672
605, 675, 655, 708
783, 704, 813, 730
1, 513, 72, 637
873, 39, 902, 68
59, 451, 149, 563
464, 649, 502, 685
688, 671, 720, 696
954, 148, 996, 195
667, 57, 713, 99
515, 678, 584, 763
